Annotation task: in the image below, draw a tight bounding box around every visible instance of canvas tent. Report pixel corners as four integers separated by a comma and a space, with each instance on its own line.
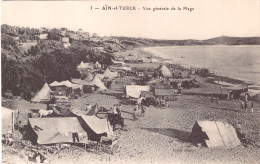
49, 80, 82, 97
31, 83, 52, 103
27, 117, 89, 145
103, 68, 118, 80
2, 107, 16, 134
189, 121, 241, 147
158, 65, 172, 77
51, 80, 82, 90
91, 75, 108, 91
77, 61, 92, 69
125, 85, 150, 98
80, 115, 114, 138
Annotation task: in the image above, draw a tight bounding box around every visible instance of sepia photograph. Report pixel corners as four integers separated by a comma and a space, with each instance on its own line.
1, 0, 260, 163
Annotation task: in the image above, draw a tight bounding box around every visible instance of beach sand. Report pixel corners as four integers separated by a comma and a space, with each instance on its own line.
2, 48, 260, 164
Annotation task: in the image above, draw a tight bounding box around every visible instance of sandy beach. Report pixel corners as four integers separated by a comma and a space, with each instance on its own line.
2, 48, 260, 164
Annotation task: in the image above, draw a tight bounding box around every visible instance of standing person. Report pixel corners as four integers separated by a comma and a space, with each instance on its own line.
211, 95, 213, 103
113, 104, 118, 114
117, 104, 122, 116
245, 92, 249, 102
250, 101, 254, 113
240, 101, 245, 111
141, 105, 146, 117
132, 108, 137, 121
244, 100, 248, 112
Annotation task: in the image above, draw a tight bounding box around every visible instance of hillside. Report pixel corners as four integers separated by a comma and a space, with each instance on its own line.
116, 36, 260, 48
1, 24, 260, 99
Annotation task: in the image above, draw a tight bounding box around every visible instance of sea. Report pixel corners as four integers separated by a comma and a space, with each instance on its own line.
143, 45, 260, 87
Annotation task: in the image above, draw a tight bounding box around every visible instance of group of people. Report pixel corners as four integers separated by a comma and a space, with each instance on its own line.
240, 92, 254, 113
133, 104, 146, 121
156, 97, 169, 108
241, 99, 254, 113
112, 104, 122, 116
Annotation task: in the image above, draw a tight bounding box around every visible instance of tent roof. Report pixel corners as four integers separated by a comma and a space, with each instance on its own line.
28, 117, 88, 144
50, 80, 82, 89
159, 65, 172, 77
95, 61, 101, 66
193, 121, 240, 147
77, 61, 93, 69
125, 85, 150, 99
31, 83, 52, 103
91, 75, 108, 91
103, 68, 118, 80
79, 115, 113, 137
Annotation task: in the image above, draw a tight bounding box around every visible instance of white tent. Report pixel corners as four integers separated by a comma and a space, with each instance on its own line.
2, 107, 16, 134
63, 80, 82, 89
189, 121, 241, 147
159, 65, 172, 77
91, 75, 108, 91
50, 80, 82, 89
80, 114, 114, 137
125, 85, 150, 98
77, 61, 93, 69
77, 61, 88, 69
31, 83, 52, 103
103, 68, 118, 80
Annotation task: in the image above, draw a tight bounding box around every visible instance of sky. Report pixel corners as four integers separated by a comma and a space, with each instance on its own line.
1, 0, 260, 40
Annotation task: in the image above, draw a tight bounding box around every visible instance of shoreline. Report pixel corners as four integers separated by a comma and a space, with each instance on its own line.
138, 46, 260, 93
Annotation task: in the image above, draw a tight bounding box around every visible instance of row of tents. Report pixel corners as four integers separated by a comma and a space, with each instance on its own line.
31, 74, 109, 103
2, 105, 243, 148
124, 85, 178, 99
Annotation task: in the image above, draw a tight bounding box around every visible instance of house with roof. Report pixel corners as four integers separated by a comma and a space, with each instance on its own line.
35, 32, 48, 40
61, 37, 70, 43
